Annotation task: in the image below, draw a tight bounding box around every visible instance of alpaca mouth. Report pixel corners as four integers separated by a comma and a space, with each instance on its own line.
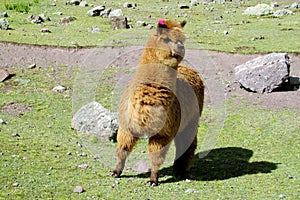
171, 48, 185, 58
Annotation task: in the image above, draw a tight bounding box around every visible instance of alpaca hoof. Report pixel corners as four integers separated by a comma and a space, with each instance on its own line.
110, 170, 122, 178
146, 180, 158, 187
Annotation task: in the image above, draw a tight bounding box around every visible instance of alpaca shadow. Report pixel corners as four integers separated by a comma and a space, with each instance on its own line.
158, 147, 278, 183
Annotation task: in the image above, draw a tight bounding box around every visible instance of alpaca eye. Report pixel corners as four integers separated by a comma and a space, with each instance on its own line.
163, 37, 172, 43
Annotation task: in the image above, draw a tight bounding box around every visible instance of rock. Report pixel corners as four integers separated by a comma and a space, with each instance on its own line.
52, 85, 67, 92
79, 1, 89, 7
1, 12, 8, 17
87, 6, 106, 17
0, 118, 7, 125
290, 2, 299, 9
67, 0, 80, 5
11, 133, 20, 137
73, 186, 84, 193
89, 27, 101, 34
12, 182, 19, 187
61, 16, 76, 23
40, 28, 51, 33
136, 21, 147, 27
78, 164, 89, 169
179, 4, 190, 9
123, 2, 136, 8
0, 18, 9, 30
185, 188, 198, 193
53, 12, 63, 15
190, 0, 199, 6
271, 2, 279, 7
100, 8, 111, 18
244, 4, 274, 16
28, 15, 44, 24
0, 68, 14, 82
235, 53, 290, 93
71, 101, 118, 142
39, 13, 51, 22
108, 9, 123, 19
273, 9, 293, 17
28, 63, 37, 69
110, 16, 128, 30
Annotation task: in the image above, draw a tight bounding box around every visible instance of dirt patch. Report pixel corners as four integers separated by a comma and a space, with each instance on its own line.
0, 102, 33, 117
0, 42, 299, 110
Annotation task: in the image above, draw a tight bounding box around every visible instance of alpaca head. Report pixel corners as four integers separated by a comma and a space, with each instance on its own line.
155, 19, 187, 62
141, 19, 187, 68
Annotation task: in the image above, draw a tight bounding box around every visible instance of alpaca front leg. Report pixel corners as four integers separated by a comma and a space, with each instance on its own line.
111, 129, 138, 177
148, 135, 172, 186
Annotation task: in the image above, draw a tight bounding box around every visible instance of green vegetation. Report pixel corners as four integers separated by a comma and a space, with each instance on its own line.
0, 63, 299, 199
4, 0, 39, 13
0, 0, 299, 53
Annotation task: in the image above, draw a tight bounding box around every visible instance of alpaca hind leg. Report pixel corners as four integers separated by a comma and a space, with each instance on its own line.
111, 129, 138, 177
173, 120, 198, 178
148, 135, 172, 186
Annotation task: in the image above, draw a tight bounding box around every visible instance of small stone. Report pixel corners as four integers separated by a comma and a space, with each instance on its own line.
28, 63, 37, 69
0, 118, 7, 124
2, 12, 8, 17
89, 27, 101, 34
279, 194, 286, 199
190, 0, 199, 6
73, 186, 84, 193
273, 9, 293, 17
136, 21, 147, 26
87, 6, 106, 17
290, 2, 298, 9
40, 28, 51, 33
179, 4, 190, 9
67, 0, 80, 5
271, 2, 279, 7
78, 164, 89, 169
12, 182, 19, 187
223, 30, 229, 35
79, 1, 88, 7
53, 12, 63, 15
52, 85, 66, 93
185, 188, 198, 193
0, 68, 14, 82
11, 133, 20, 137
0, 18, 9, 30
288, 175, 294, 179
123, 2, 135, 8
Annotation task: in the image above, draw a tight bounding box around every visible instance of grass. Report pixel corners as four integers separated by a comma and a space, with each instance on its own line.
0, 0, 299, 53
0, 64, 299, 199
0, 0, 299, 199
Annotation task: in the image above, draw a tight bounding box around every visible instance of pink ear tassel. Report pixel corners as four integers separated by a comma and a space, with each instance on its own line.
158, 18, 165, 25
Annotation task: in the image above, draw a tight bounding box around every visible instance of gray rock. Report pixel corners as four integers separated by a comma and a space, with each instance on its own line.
1, 12, 8, 17
61, 16, 76, 23
108, 9, 123, 19
28, 15, 44, 24
235, 53, 290, 93
72, 101, 118, 142
290, 2, 298, 9
67, 0, 80, 5
52, 85, 66, 92
87, 6, 106, 17
179, 4, 190, 9
100, 8, 111, 18
273, 9, 293, 17
89, 27, 101, 34
271, 2, 279, 7
136, 20, 147, 26
0, 18, 9, 30
190, 0, 199, 6
110, 16, 128, 30
73, 186, 84, 193
123, 2, 136, 8
244, 4, 274, 16
79, 1, 89, 7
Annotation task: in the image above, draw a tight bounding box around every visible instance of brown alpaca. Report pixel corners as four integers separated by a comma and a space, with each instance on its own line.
111, 19, 204, 186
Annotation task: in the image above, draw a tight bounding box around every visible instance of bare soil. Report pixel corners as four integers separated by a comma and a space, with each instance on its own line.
0, 42, 299, 110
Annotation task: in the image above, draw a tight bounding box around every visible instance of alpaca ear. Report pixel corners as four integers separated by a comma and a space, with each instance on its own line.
180, 20, 187, 28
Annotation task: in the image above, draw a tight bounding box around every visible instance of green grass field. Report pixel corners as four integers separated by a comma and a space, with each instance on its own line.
0, 0, 299, 199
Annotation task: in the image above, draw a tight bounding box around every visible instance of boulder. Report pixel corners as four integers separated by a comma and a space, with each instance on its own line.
108, 9, 123, 19
110, 16, 128, 30
0, 18, 9, 30
100, 8, 111, 18
72, 102, 118, 142
273, 9, 293, 17
87, 6, 106, 17
235, 53, 290, 93
79, 1, 89, 7
244, 4, 273, 16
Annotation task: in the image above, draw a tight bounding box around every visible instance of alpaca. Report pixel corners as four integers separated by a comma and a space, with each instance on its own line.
111, 19, 204, 186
